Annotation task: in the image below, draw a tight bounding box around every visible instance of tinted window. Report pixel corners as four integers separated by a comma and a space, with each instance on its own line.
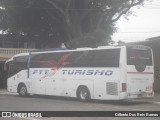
127, 47, 152, 65
15, 55, 28, 62
30, 49, 120, 68
8, 62, 27, 78
67, 51, 92, 67
90, 49, 120, 67
8, 63, 16, 77
30, 51, 91, 68
8, 56, 28, 77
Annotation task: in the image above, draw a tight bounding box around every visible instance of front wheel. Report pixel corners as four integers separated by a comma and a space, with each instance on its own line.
18, 84, 28, 97
77, 86, 90, 102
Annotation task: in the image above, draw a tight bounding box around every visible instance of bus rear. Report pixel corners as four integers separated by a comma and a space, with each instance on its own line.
126, 45, 154, 98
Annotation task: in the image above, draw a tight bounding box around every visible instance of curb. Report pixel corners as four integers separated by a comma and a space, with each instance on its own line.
0, 91, 18, 95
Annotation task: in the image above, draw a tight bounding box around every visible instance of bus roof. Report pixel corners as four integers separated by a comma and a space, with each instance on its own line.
31, 48, 69, 52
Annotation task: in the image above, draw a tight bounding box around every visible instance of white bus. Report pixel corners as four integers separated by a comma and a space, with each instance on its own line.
6, 45, 154, 101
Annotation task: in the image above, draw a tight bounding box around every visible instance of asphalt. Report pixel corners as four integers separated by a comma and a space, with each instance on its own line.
0, 89, 160, 104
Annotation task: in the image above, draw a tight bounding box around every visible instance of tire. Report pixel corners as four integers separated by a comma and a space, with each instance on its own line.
18, 84, 28, 97
77, 86, 90, 102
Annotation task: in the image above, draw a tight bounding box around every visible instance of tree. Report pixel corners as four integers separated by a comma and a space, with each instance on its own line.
46, 0, 146, 48
0, 0, 146, 48
0, 0, 66, 48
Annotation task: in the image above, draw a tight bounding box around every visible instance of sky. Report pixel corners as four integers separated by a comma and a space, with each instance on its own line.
112, 0, 160, 44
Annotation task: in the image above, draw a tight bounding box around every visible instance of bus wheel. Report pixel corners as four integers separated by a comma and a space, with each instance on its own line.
77, 86, 90, 102
18, 84, 28, 97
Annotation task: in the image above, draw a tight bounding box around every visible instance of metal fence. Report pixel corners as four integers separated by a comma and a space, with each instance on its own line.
0, 48, 35, 59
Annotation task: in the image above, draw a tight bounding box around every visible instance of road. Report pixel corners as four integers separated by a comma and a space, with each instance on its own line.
0, 94, 160, 111
0, 94, 160, 120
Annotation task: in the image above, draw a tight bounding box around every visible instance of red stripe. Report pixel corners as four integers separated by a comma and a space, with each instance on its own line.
127, 72, 153, 74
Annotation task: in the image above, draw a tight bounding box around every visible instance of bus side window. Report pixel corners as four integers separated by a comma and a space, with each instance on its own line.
71, 51, 93, 67
90, 49, 120, 67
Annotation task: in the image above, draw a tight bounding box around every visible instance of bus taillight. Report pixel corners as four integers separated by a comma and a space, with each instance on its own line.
122, 83, 126, 92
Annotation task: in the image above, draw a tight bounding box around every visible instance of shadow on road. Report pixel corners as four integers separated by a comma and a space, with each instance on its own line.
92, 99, 150, 106
10, 94, 151, 106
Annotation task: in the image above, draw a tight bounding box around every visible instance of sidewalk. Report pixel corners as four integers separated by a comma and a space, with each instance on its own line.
131, 92, 160, 104
0, 89, 8, 94
135, 92, 160, 104
0, 89, 18, 95
0, 89, 160, 104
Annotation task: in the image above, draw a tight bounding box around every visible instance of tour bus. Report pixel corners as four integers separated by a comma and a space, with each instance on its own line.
6, 45, 154, 101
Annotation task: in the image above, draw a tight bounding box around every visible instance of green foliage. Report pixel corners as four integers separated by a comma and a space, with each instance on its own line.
0, 0, 145, 48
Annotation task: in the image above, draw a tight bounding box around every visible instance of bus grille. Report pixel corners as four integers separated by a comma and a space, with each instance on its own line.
106, 82, 118, 95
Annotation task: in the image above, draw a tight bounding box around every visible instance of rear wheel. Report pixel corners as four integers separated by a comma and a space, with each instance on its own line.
18, 84, 28, 97
77, 86, 90, 102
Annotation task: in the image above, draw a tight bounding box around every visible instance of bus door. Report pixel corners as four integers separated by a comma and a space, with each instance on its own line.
126, 46, 154, 96
7, 62, 17, 92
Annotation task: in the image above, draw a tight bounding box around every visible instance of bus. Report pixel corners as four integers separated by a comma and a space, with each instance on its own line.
5, 45, 154, 101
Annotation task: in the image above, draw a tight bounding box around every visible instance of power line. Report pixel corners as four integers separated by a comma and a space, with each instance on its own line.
144, 4, 160, 7
143, 7, 160, 9
116, 31, 160, 33
2, 4, 160, 10
0, 5, 101, 11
